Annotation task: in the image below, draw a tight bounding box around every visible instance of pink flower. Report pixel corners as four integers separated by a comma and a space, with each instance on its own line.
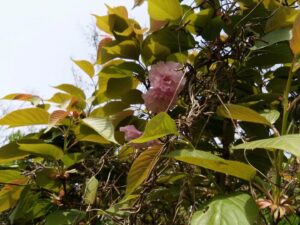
119, 125, 142, 141
143, 88, 176, 113
149, 61, 186, 93
142, 61, 186, 113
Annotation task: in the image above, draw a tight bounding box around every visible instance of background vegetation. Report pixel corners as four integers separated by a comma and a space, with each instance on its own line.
0, 0, 300, 224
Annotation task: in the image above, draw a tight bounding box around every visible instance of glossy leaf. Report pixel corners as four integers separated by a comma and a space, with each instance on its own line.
148, 0, 183, 21
232, 134, 300, 157
83, 176, 99, 205
191, 193, 258, 225
0, 108, 49, 127
217, 104, 271, 126
168, 149, 256, 181
82, 117, 117, 143
126, 145, 162, 195
131, 112, 178, 143
18, 141, 64, 160
73, 60, 95, 78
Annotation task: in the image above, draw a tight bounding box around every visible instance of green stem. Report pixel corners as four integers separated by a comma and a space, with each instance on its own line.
276, 58, 296, 186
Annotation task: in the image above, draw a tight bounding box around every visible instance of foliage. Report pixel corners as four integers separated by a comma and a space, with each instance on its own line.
1, 0, 300, 224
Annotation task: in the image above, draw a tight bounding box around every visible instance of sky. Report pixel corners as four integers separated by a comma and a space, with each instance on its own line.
0, 0, 148, 99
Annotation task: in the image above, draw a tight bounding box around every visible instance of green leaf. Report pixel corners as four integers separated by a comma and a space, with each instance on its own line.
0, 170, 25, 184
83, 176, 99, 205
191, 193, 258, 225
232, 134, 300, 157
53, 84, 86, 99
36, 168, 61, 191
260, 109, 280, 124
47, 93, 72, 104
0, 143, 29, 163
184, 9, 214, 35
202, 16, 224, 41
72, 59, 95, 78
97, 39, 139, 64
246, 42, 293, 67
217, 104, 271, 126
251, 28, 291, 50
0, 108, 49, 127
0, 185, 26, 213
45, 209, 86, 225
75, 125, 111, 144
18, 141, 64, 160
82, 117, 117, 144
265, 7, 299, 32
62, 152, 92, 168
148, 0, 183, 21
131, 112, 178, 143
141, 26, 196, 64
168, 149, 256, 181
95, 60, 142, 103
126, 145, 162, 195
9, 189, 51, 224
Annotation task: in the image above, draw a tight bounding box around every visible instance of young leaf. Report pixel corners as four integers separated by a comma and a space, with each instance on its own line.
148, 0, 183, 21
191, 193, 258, 225
48, 110, 69, 127
217, 104, 271, 126
82, 117, 118, 144
83, 176, 99, 205
72, 60, 95, 78
0, 108, 49, 127
18, 142, 64, 160
131, 112, 178, 143
126, 145, 162, 195
168, 149, 256, 181
232, 134, 300, 158
290, 13, 300, 56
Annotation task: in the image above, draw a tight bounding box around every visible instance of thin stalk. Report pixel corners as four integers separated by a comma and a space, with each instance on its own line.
276, 58, 296, 187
